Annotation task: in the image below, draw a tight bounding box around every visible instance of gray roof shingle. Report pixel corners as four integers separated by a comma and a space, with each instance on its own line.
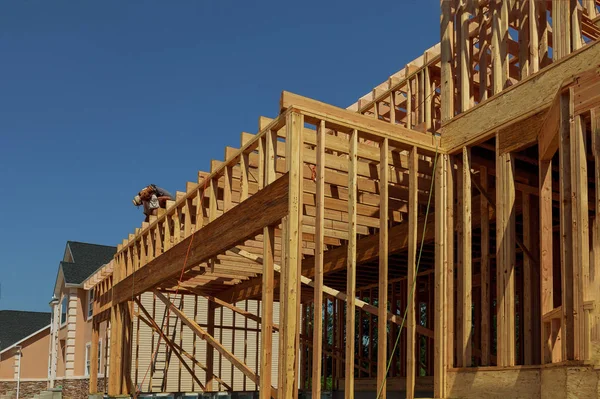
61, 241, 116, 285
0, 310, 50, 351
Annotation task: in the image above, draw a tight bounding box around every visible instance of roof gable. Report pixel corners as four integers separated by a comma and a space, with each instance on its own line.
0, 310, 50, 351
60, 241, 116, 285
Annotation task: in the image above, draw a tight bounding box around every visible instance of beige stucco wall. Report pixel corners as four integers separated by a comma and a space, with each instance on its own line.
0, 328, 50, 381
0, 350, 15, 379
19, 329, 51, 379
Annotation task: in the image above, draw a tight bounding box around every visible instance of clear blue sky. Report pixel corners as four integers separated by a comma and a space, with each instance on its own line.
0, 1, 439, 312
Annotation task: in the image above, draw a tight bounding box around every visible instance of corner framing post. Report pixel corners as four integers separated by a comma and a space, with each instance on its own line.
434, 153, 449, 398
108, 254, 133, 397
260, 127, 277, 399
279, 111, 304, 399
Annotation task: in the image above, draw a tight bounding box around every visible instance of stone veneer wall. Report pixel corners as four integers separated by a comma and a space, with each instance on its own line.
57, 377, 107, 399
0, 380, 47, 397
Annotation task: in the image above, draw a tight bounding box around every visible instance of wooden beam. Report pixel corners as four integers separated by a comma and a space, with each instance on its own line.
153, 290, 278, 398
112, 174, 289, 304
312, 120, 325, 399
231, 247, 434, 339
441, 40, 600, 152
377, 138, 389, 398
345, 129, 358, 398
280, 91, 439, 153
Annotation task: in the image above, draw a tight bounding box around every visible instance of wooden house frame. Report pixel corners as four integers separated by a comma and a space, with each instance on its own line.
86, 1, 600, 398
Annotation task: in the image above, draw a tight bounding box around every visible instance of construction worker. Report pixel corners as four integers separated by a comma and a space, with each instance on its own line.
133, 184, 174, 222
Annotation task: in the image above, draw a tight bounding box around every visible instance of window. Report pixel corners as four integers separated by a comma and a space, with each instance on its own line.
87, 290, 94, 320
60, 296, 68, 327
85, 340, 102, 377
97, 340, 102, 376
85, 343, 91, 377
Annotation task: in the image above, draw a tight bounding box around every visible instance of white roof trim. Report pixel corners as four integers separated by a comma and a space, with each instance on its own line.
0, 324, 50, 355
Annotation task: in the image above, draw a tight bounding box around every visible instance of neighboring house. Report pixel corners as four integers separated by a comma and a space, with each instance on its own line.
0, 311, 51, 398
48, 241, 116, 398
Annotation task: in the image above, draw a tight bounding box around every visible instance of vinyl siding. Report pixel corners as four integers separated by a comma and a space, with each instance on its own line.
131, 292, 279, 393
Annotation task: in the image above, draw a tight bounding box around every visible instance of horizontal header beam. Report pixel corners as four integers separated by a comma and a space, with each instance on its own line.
112, 173, 289, 304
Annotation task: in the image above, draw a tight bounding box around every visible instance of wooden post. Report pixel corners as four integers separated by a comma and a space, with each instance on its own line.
529, 0, 539, 73
89, 320, 99, 394
312, 120, 326, 399
491, 0, 508, 94
458, 0, 471, 113
496, 136, 516, 367
480, 166, 490, 366
345, 129, 358, 398
434, 153, 449, 398
440, 0, 454, 122
461, 147, 472, 366
518, 0, 530, 79
570, 112, 589, 360
523, 192, 533, 365
280, 111, 304, 399
559, 89, 575, 361
108, 260, 126, 396
407, 146, 418, 399
206, 300, 216, 391
591, 108, 600, 345
260, 128, 277, 399
377, 138, 389, 398
539, 157, 553, 364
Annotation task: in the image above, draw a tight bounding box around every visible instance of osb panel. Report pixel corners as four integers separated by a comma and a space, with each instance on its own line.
446, 368, 541, 399
497, 110, 546, 155
566, 367, 600, 399
540, 367, 566, 399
